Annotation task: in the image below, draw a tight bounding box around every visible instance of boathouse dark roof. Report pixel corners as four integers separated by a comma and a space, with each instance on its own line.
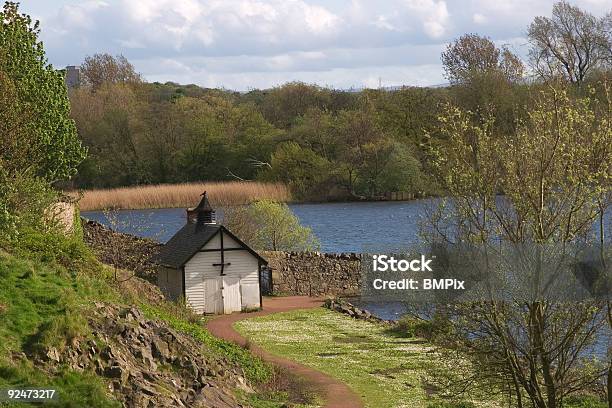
154, 223, 267, 269
155, 192, 267, 268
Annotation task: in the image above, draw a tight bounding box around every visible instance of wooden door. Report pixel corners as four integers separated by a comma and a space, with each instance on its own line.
204, 278, 223, 314
222, 277, 241, 314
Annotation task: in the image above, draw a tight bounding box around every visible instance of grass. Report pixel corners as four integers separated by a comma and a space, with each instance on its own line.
77, 181, 292, 211
235, 308, 497, 408
0, 224, 299, 407
0, 249, 121, 407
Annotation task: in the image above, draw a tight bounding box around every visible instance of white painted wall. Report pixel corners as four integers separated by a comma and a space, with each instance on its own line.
183, 230, 261, 313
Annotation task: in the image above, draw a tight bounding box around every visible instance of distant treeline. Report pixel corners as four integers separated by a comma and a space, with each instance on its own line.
69, 2, 611, 201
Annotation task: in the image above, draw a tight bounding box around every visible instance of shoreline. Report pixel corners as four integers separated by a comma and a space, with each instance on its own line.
70, 180, 435, 211
78, 195, 435, 212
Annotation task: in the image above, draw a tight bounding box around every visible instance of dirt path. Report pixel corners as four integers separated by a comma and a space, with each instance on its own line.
206, 296, 364, 408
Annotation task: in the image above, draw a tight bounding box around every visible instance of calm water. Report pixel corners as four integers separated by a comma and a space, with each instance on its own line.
82, 200, 437, 253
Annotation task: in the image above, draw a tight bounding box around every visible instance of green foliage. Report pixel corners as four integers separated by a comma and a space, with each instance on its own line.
248, 200, 319, 251
10, 227, 94, 269
426, 402, 476, 408
374, 142, 424, 193
266, 142, 331, 199
0, 172, 57, 238
0, 2, 86, 183
388, 315, 453, 340
139, 303, 272, 384
223, 200, 319, 251
564, 395, 607, 408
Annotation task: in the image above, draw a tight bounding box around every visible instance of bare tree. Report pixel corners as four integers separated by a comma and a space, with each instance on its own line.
441, 33, 524, 84
528, 2, 611, 84
80, 53, 142, 91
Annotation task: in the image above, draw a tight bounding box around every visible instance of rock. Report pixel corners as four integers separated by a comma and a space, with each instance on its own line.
46, 347, 60, 362
151, 337, 170, 360
31, 301, 246, 408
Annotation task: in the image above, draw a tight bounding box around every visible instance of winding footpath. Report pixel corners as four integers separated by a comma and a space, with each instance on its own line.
206, 296, 364, 408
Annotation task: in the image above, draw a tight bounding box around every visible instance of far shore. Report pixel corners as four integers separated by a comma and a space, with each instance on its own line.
74, 181, 291, 211
73, 181, 432, 212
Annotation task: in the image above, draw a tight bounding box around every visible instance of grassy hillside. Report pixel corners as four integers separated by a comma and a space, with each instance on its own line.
0, 225, 300, 407
0, 232, 123, 407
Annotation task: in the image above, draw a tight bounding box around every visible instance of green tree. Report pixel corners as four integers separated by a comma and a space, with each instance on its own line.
265, 142, 331, 199
0, 2, 86, 183
428, 85, 611, 407
377, 142, 423, 194
223, 200, 319, 252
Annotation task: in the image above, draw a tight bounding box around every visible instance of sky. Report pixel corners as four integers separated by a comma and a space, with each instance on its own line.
19, 0, 612, 91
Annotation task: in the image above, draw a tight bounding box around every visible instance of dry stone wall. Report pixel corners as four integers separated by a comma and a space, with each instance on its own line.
262, 251, 363, 296
82, 221, 366, 297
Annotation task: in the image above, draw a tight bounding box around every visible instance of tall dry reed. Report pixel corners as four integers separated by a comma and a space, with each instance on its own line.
77, 182, 291, 211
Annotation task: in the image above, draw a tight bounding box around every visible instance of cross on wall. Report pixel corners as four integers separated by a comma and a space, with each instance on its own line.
212, 231, 231, 276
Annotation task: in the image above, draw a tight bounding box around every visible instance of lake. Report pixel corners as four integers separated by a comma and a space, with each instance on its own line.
82, 200, 437, 253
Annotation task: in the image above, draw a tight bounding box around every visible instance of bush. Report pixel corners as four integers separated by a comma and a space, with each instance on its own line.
565, 395, 607, 408
223, 200, 319, 251
427, 401, 476, 408
389, 315, 453, 340
11, 227, 93, 269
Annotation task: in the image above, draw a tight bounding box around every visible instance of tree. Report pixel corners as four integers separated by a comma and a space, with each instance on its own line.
266, 142, 331, 199
0, 2, 86, 183
441, 34, 526, 135
260, 82, 331, 129
528, 2, 611, 84
80, 53, 142, 90
70, 84, 145, 187
427, 85, 611, 407
442, 33, 524, 85
335, 105, 396, 198
223, 200, 319, 252
377, 143, 423, 194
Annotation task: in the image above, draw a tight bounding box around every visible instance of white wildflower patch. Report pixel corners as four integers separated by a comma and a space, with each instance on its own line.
235, 308, 499, 408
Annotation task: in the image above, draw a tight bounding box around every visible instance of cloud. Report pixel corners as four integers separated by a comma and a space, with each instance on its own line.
472, 13, 487, 24
404, 0, 450, 38
25, 0, 612, 90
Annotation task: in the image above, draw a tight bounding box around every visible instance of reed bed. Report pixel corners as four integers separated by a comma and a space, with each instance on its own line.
77, 182, 291, 211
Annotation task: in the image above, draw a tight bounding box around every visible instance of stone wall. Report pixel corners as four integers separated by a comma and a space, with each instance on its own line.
82, 221, 365, 296
83, 219, 162, 283
262, 251, 362, 296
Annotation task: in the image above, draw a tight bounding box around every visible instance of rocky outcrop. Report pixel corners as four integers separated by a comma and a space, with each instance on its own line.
37, 303, 249, 407
82, 219, 162, 283
324, 298, 391, 324
263, 251, 362, 297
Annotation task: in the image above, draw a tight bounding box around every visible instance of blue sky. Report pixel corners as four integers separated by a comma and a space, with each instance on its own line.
19, 0, 611, 90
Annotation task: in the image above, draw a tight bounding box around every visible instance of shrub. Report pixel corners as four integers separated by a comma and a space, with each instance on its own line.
565, 395, 607, 408
389, 314, 453, 340
223, 199, 319, 251
12, 227, 93, 269
427, 401, 476, 408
